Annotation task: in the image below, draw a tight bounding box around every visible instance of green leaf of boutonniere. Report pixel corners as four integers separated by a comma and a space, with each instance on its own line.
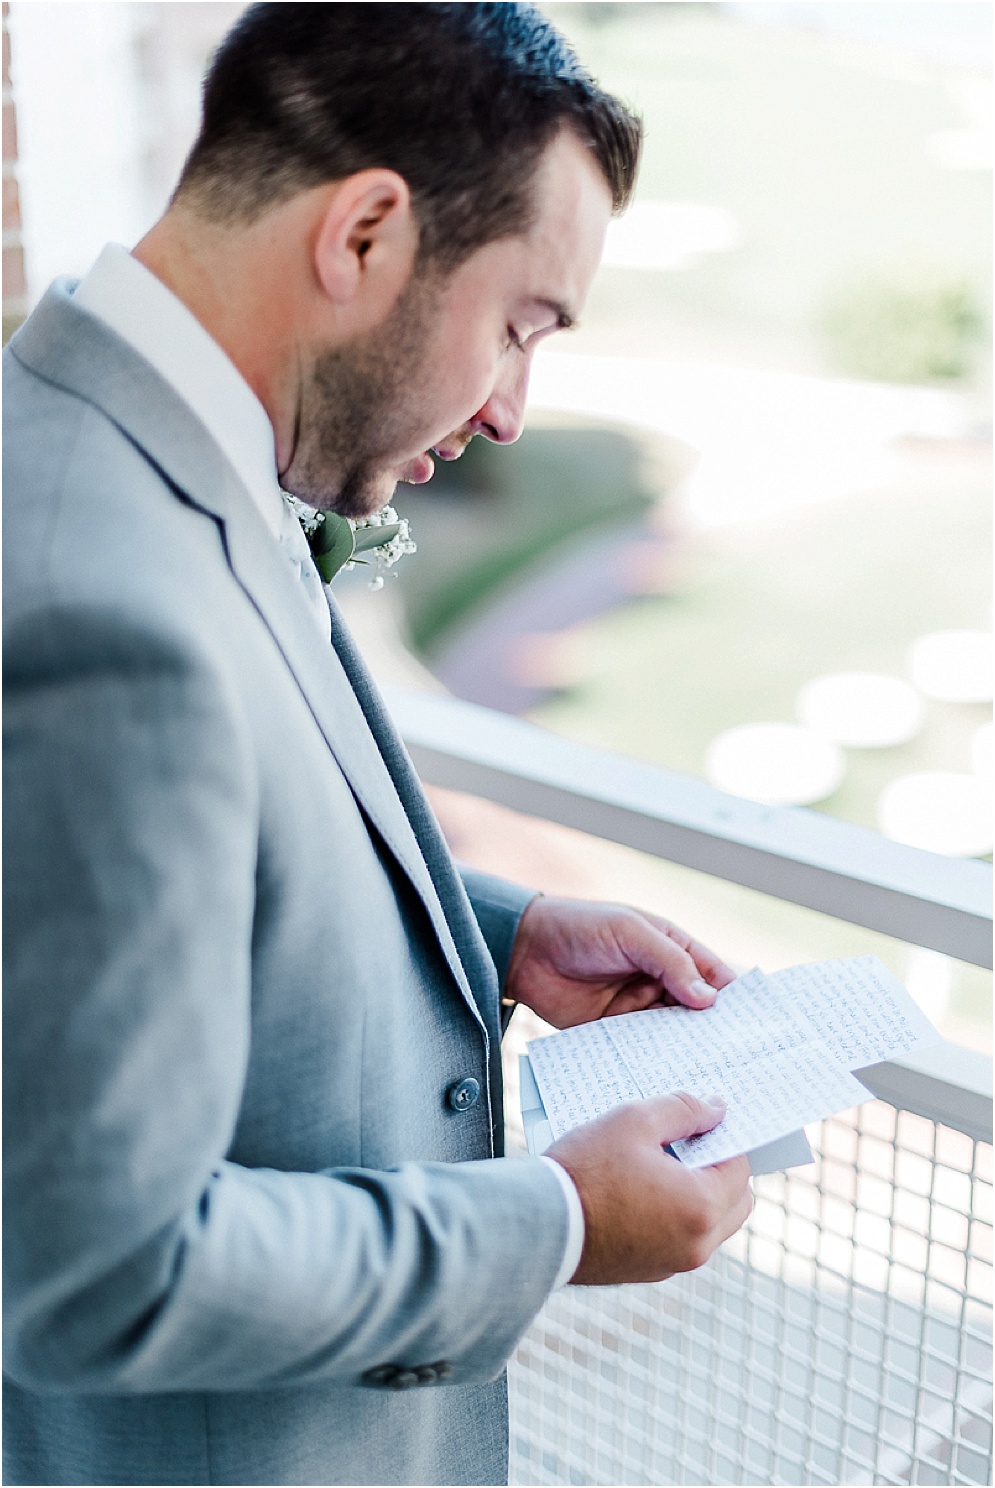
286, 493, 416, 589
352, 523, 404, 555
306, 512, 356, 584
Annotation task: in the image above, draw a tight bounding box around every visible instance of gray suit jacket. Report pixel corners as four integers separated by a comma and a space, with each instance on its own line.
2, 283, 569, 1486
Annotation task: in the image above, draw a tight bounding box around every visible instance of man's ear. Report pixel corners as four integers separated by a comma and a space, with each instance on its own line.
313, 169, 418, 322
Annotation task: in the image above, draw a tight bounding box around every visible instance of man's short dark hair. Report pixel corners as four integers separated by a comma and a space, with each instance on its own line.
176, 2, 641, 268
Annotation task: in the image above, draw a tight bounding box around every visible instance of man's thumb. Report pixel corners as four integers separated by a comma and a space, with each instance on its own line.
644, 1090, 726, 1143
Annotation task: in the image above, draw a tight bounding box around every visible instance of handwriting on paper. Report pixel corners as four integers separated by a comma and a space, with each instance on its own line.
671, 1045, 870, 1168
526, 954, 939, 1162
527, 1018, 641, 1137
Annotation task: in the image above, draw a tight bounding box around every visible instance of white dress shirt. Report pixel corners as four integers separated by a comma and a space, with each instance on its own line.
71, 243, 584, 1291
73, 244, 331, 641
540, 1153, 585, 1287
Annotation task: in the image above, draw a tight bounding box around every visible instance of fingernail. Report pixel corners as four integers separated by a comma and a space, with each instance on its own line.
691, 978, 714, 1000
703, 1094, 725, 1112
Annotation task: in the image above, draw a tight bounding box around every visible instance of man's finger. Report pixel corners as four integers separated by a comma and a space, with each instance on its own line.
641, 912, 736, 992
631, 1089, 728, 1144
681, 934, 736, 990
639, 1107, 754, 1242
613, 916, 724, 1009
696, 1148, 749, 1196
635, 1096, 754, 1216
693, 1151, 753, 1211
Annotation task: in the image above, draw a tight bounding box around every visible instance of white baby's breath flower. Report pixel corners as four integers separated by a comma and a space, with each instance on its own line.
352, 507, 416, 587
282, 492, 323, 535
282, 494, 416, 589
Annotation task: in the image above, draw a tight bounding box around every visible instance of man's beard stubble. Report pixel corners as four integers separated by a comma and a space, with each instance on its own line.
281, 270, 442, 519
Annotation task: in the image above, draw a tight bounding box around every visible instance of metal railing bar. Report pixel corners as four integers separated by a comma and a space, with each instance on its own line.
858, 1049, 992, 1146
385, 686, 992, 969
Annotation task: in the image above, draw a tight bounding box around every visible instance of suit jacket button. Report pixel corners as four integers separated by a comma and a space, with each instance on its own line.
446, 1076, 481, 1111
361, 1364, 397, 1387
388, 1370, 421, 1390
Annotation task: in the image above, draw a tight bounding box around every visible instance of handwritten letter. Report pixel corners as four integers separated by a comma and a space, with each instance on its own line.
526, 955, 938, 1164
528, 1020, 641, 1140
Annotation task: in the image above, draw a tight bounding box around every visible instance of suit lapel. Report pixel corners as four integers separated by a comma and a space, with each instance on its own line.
10, 284, 493, 1035
326, 604, 507, 1148
219, 488, 491, 1032
327, 598, 503, 994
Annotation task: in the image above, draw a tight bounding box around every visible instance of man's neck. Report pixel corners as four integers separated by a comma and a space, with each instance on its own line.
133, 207, 299, 472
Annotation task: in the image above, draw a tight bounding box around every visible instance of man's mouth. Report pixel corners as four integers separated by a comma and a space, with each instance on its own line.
399, 437, 471, 487
431, 438, 470, 462
401, 451, 435, 485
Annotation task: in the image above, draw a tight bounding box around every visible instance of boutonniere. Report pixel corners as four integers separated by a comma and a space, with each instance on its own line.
284, 495, 416, 590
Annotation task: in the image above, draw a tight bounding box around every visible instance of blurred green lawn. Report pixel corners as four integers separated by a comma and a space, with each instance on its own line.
542, 3, 991, 382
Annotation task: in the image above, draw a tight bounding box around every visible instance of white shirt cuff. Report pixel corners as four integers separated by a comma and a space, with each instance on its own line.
539, 1156, 586, 1289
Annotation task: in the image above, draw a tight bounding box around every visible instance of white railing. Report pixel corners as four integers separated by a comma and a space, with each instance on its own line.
385, 687, 991, 970
386, 685, 993, 1487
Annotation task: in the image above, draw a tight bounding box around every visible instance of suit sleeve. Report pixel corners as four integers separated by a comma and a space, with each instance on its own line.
3, 605, 568, 1395
460, 867, 536, 1000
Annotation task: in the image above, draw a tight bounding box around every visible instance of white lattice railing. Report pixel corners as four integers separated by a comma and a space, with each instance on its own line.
387, 686, 993, 1488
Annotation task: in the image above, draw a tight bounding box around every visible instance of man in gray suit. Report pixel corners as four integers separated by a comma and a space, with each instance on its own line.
4, 6, 752, 1484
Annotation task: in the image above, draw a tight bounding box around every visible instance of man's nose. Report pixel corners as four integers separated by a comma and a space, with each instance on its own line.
467, 359, 530, 445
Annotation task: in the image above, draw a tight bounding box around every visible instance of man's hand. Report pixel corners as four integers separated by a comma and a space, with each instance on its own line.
506, 895, 735, 1027
547, 1093, 753, 1285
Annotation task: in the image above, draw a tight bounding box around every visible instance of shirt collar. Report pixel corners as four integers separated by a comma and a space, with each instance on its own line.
72, 243, 286, 539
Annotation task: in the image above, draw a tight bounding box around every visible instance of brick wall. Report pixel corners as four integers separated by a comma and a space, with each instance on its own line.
3, 0, 26, 340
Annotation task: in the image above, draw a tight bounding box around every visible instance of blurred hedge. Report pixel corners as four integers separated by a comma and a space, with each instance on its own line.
391, 421, 669, 655
821, 259, 985, 384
